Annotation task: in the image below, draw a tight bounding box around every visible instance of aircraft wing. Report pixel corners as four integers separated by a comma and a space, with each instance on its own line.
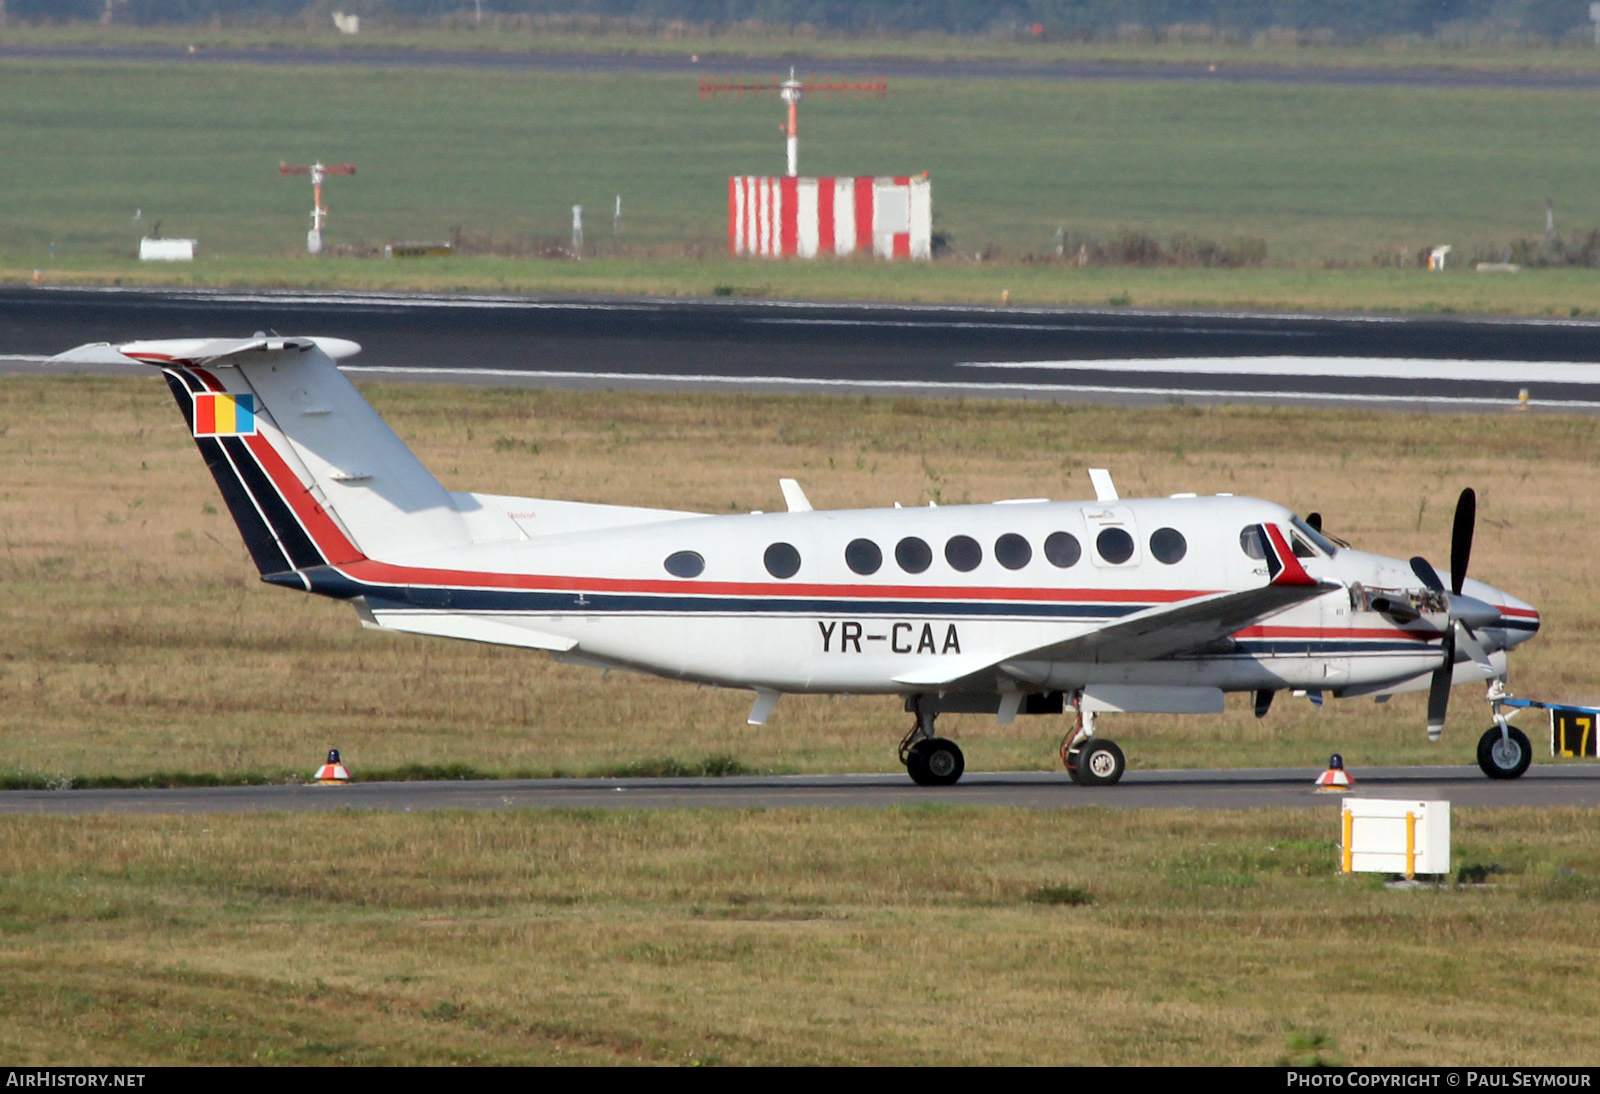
895, 523, 1339, 691
895, 579, 1339, 692
1014, 579, 1339, 666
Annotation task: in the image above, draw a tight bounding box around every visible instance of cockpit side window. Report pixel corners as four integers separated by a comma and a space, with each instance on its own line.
1289, 515, 1339, 557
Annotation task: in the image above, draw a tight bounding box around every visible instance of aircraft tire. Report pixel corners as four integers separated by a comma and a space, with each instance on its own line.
906, 738, 964, 787
904, 740, 930, 784
1064, 748, 1088, 785
1477, 725, 1532, 780
1072, 739, 1126, 786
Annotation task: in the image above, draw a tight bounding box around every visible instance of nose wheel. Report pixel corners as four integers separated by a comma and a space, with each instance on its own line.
1477, 723, 1531, 780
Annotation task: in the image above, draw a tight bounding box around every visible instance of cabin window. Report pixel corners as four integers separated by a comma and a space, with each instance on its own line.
945, 535, 982, 572
1239, 526, 1267, 560
764, 542, 802, 579
845, 538, 882, 576
1150, 527, 1187, 565
995, 533, 1032, 570
1044, 531, 1082, 568
895, 536, 932, 574
1096, 527, 1136, 565
664, 550, 704, 578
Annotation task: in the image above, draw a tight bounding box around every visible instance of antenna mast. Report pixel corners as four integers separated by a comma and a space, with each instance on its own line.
279, 161, 357, 254
699, 70, 887, 177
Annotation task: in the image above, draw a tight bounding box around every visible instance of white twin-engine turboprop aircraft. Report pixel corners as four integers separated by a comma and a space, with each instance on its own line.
57, 335, 1543, 785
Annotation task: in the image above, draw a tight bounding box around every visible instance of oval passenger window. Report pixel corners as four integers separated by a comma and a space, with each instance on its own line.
895, 537, 932, 574
995, 533, 1032, 570
1096, 528, 1135, 565
944, 535, 982, 572
1150, 527, 1187, 565
764, 542, 801, 579
845, 538, 882, 576
1044, 531, 1081, 568
664, 550, 705, 578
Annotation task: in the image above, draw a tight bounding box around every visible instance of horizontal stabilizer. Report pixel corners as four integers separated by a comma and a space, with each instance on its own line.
55, 337, 361, 368
358, 606, 577, 652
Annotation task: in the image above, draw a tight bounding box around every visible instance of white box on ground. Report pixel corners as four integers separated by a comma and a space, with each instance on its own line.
139, 238, 196, 261
1341, 798, 1450, 877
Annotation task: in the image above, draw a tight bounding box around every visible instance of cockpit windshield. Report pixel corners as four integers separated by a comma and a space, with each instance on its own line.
1289, 515, 1340, 557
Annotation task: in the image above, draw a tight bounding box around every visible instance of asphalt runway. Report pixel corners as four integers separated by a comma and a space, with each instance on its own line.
3, 765, 1597, 816
7, 286, 1600, 411
9, 44, 1600, 92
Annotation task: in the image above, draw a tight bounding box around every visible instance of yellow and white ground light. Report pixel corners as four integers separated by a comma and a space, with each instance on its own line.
314, 748, 350, 785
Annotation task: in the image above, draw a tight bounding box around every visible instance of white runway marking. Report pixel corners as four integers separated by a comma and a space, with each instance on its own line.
961, 356, 1599, 384
748, 318, 1315, 336
339, 365, 1597, 408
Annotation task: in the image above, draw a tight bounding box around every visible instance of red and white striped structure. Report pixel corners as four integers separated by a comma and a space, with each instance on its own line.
729, 175, 931, 260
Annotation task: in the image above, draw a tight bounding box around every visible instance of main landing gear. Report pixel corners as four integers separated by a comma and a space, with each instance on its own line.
896, 693, 1128, 788
1061, 702, 1126, 786
899, 704, 965, 787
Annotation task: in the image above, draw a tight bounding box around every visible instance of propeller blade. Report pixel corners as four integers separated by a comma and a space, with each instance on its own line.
1454, 621, 1495, 673
1410, 556, 1444, 593
1425, 629, 1456, 741
1419, 487, 1482, 740
1450, 488, 1475, 596
1253, 689, 1274, 719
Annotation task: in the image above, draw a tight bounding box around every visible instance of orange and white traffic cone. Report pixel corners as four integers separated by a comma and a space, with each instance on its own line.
314, 748, 350, 785
1314, 753, 1354, 792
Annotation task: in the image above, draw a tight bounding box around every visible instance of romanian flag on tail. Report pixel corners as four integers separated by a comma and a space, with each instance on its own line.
193, 392, 257, 437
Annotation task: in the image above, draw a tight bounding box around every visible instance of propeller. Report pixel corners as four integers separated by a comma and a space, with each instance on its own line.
1409, 488, 1497, 740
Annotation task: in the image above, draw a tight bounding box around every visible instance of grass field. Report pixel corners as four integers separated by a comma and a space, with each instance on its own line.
14, 20, 1600, 72
3, 806, 1598, 1065
5, 374, 1598, 786
6, 54, 1600, 313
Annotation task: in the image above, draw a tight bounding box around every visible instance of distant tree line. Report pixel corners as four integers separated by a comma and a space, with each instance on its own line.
11, 1, 1599, 42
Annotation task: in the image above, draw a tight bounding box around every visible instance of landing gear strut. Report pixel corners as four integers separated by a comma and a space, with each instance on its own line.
899, 701, 965, 787
1061, 698, 1126, 786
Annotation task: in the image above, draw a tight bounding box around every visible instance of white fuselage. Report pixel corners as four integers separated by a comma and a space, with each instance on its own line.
346, 492, 1537, 701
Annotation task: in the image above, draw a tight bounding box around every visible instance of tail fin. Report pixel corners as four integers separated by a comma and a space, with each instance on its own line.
58, 336, 471, 575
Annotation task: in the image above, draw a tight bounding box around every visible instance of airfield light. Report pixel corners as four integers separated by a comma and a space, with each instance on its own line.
699, 69, 888, 178
280, 161, 357, 255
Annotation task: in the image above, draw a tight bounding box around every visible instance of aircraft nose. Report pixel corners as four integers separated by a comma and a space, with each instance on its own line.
1493, 589, 1540, 647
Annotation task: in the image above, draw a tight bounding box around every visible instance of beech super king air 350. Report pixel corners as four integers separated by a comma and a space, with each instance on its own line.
56, 335, 1543, 785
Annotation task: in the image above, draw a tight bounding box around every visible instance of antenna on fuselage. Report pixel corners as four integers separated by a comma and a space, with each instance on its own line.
1088, 468, 1119, 502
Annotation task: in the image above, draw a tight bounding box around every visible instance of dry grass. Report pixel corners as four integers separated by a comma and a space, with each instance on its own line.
2, 374, 1597, 783
1, 806, 1597, 1065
